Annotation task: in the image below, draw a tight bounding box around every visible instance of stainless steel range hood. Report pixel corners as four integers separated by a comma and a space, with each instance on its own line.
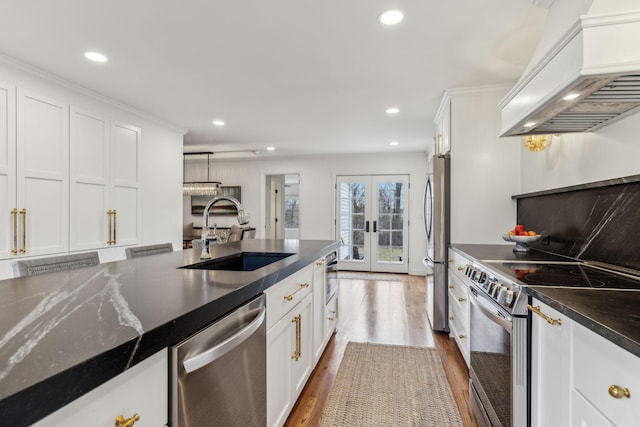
499, 0, 640, 136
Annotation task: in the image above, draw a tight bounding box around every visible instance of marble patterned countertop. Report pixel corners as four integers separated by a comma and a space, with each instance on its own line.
450, 244, 640, 358
0, 239, 339, 426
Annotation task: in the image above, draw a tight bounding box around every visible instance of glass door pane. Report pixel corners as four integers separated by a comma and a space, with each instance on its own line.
337, 177, 370, 271
372, 176, 409, 273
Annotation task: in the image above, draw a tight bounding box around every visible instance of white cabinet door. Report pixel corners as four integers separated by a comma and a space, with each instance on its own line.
69, 108, 110, 251
110, 121, 141, 247
32, 349, 168, 427
0, 81, 16, 260
267, 309, 295, 427
324, 294, 338, 342
312, 257, 326, 364
571, 390, 614, 427
530, 299, 571, 427
16, 89, 69, 257
291, 293, 313, 399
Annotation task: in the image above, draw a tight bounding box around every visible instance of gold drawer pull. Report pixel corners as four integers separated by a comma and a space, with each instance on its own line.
449, 316, 455, 320
448, 258, 453, 263
11, 208, 18, 254
19, 208, 26, 253
457, 266, 463, 271
608, 385, 631, 399
449, 285, 454, 289
458, 297, 466, 302
458, 334, 465, 339
527, 304, 562, 326
115, 413, 140, 427
291, 314, 301, 361
284, 283, 310, 301
328, 317, 335, 320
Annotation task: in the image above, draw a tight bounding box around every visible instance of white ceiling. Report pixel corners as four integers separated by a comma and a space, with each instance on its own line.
0, 0, 546, 157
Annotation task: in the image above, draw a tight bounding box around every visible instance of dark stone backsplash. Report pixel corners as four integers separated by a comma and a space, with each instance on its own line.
516, 177, 640, 271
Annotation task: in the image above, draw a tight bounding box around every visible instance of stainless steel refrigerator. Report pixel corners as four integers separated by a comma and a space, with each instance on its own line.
423, 154, 450, 332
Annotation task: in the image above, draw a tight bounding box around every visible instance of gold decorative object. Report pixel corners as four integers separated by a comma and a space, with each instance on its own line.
523, 134, 555, 152
291, 314, 302, 361
283, 283, 311, 301
115, 413, 140, 427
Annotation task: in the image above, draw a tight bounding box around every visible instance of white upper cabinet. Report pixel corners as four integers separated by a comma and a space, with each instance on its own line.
109, 121, 141, 247
0, 81, 16, 259
434, 94, 451, 155
16, 88, 69, 257
70, 112, 141, 250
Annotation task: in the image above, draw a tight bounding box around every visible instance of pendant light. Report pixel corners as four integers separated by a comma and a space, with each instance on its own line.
183, 152, 222, 196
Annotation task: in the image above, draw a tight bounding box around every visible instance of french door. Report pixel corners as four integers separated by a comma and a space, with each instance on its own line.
336, 175, 409, 273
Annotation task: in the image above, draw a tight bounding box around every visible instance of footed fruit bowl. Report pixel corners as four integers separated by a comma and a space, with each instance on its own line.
502, 234, 542, 252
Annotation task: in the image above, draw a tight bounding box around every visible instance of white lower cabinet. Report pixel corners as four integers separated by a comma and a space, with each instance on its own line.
530, 298, 640, 427
32, 349, 168, 427
530, 298, 571, 427
447, 268, 469, 366
267, 292, 313, 427
312, 257, 327, 364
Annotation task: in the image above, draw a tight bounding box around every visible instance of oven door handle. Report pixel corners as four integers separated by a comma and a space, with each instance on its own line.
469, 288, 512, 333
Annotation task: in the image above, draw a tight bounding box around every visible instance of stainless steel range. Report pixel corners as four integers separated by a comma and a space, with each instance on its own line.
463, 257, 640, 427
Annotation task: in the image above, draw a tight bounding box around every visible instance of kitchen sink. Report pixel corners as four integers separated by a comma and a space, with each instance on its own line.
181, 252, 294, 271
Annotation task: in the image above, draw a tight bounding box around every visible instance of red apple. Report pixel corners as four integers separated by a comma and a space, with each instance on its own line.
514, 224, 525, 233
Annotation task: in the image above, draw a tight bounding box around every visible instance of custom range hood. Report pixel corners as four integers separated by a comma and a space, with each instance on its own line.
499, 0, 640, 136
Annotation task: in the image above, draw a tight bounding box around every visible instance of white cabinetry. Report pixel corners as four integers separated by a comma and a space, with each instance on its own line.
32, 349, 168, 427
266, 265, 314, 427
0, 80, 16, 259
530, 298, 640, 427
448, 249, 470, 366
312, 257, 327, 364
70, 110, 141, 251
530, 298, 570, 427
16, 88, 69, 257
434, 94, 451, 155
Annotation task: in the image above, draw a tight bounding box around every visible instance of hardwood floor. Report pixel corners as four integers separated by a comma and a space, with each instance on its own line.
284, 273, 478, 427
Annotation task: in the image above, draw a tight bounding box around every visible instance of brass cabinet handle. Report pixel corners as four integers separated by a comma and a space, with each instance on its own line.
449, 316, 455, 320
328, 317, 335, 320
448, 285, 454, 289
448, 258, 452, 263
458, 334, 465, 339
11, 208, 18, 254
112, 209, 117, 244
115, 413, 140, 427
527, 304, 562, 326
291, 314, 301, 361
329, 310, 337, 314
284, 283, 310, 301
19, 209, 26, 253
608, 385, 631, 399
458, 297, 466, 302
457, 266, 463, 271
107, 210, 115, 244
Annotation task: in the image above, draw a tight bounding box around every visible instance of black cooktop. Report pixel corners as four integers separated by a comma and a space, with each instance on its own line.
485, 261, 640, 290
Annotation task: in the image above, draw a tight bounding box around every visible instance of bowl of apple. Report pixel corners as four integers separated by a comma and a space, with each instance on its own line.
503, 225, 541, 252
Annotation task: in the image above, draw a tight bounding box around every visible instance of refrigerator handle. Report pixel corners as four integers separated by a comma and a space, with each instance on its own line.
365, 221, 369, 232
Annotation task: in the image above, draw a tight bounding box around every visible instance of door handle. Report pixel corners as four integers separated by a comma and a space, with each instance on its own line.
19, 209, 27, 253
373, 221, 377, 233
183, 307, 266, 373
11, 208, 18, 254
365, 221, 370, 232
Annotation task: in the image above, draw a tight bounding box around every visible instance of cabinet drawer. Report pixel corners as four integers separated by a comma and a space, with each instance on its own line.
325, 294, 338, 338
448, 273, 469, 309
572, 322, 640, 426
265, 265, 313, 330
448, 249, 471, 283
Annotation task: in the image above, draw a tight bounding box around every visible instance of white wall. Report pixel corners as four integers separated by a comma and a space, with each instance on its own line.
448, 86, 522, 245
184, 152, 429, 275
520, 111, 640, 193
0, 58, 183, 276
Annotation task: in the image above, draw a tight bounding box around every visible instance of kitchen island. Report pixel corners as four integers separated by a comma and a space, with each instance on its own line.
0, 239, 339, 426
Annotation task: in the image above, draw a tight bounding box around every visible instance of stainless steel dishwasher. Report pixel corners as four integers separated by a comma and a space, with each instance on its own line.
170, 294, 266, 426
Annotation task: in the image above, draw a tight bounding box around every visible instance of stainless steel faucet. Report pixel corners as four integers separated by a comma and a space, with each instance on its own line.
200, 196, 249, 259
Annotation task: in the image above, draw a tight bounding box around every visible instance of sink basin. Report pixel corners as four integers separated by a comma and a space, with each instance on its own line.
181, 252, 294, 271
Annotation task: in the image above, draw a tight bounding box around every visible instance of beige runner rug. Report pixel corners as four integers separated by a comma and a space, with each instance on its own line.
319, 342, 464, 427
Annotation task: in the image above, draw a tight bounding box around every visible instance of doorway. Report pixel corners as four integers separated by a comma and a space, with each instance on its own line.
336, 175, 409, 273
265, 174, 300, 239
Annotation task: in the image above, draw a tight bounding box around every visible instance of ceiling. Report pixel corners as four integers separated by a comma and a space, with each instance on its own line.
0, 1, 546, 158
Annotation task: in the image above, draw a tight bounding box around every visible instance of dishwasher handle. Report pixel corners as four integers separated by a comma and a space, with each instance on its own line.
183, 306, 266, 374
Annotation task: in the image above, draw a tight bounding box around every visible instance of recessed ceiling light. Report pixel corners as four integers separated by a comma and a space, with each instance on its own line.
386, 107, 400, 114
212, 120, 225, 126
524, 122, 537, 128
84, 52, 107, 63
389, 141, 399, 146
563, 93, 580, 101
378, 10, 404, 25
266, 146, 275, 151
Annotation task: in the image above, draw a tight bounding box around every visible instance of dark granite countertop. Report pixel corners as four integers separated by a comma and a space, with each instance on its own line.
527, 287, 640, 358
0, 239, 339, 426
450, 244, 640, 359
